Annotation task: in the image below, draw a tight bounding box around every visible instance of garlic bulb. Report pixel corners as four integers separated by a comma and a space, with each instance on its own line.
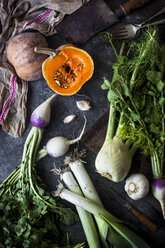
124, 173, 149, 200
76, 100, 91, 111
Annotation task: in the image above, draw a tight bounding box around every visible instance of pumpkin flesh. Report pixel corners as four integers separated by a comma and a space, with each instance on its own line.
42, 47, 94, 95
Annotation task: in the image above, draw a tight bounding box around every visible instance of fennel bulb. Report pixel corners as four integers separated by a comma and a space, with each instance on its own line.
95, 136, 132, 182
95, 29, 159, 183
99, 28, 165, 218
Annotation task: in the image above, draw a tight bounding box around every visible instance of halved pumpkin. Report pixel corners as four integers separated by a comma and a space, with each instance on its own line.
35, 46, 94, 95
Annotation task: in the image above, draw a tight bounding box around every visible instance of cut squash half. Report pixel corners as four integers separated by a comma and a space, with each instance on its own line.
35, 46, 94, 95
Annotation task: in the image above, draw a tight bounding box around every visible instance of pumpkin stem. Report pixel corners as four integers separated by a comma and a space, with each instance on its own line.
34, 47, 59, 58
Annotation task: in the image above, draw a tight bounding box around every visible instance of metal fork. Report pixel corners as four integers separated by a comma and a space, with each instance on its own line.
112, 6, 165, 40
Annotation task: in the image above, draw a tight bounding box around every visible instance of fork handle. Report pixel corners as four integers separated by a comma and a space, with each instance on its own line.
120, 0, 151, 15
140, 6, 165, 26
141, 18, 165, 28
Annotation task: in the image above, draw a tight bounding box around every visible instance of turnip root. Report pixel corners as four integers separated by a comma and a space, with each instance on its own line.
30, 94, 56, 128
46, 117, 87, 157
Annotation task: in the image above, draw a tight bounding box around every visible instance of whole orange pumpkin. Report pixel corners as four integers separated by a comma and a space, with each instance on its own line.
7, 32, 48, 81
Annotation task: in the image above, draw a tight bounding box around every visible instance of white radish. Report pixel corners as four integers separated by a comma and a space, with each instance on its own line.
46, 117, 87, 157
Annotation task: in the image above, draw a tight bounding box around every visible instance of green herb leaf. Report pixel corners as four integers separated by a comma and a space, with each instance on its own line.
102, 78, 111, 90
156, 80, 164, 92
146, 70, 162, 84
58, 208, 79, 225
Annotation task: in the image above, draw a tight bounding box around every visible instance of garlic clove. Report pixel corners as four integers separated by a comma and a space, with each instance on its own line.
76, 100, 91, 111
63, 114, 76, 124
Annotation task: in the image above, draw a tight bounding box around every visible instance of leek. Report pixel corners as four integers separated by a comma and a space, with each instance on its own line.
65, 151, 109, 248
56, 187, 150, 248
61, 169, 101, 248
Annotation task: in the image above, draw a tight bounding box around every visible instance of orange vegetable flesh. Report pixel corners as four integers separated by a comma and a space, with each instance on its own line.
42, 47, 94, 95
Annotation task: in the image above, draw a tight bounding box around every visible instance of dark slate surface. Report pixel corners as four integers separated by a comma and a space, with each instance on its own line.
0, 0, 165, 247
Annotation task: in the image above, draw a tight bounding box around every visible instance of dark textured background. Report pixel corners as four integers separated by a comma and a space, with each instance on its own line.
0, 0, 165, 247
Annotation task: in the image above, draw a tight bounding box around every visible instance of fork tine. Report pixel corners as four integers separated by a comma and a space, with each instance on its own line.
112, 33, 128, 40
112, 28, 128, 34
116, 25, 127, 30
111, 23, 138, 40
112, 30, 128, 35
112, 30, 128, 36
111, 27, 129, 36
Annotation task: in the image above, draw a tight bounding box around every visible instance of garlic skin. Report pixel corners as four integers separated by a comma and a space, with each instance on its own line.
63, 114, 76, 124
125, 173, 149, 200
76, 100, 91, 111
